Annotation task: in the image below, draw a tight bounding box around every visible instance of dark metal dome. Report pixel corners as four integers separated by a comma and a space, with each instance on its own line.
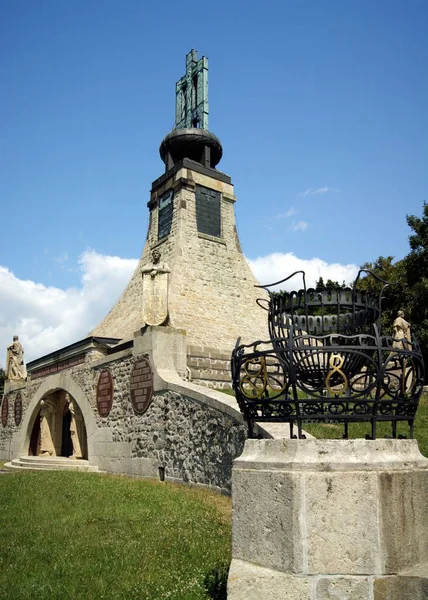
159, 128, 223, 169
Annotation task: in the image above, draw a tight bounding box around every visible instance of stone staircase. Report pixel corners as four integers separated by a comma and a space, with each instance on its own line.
5, 456, 100, 473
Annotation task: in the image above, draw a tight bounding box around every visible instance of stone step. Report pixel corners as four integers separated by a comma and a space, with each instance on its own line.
18, 455, 84, 465
5, 456, 99, 473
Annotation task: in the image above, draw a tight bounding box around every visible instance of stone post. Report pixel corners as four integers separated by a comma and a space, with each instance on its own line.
228, 439, 428, 600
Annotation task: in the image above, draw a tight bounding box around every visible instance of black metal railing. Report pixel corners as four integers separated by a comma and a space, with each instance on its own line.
232, 271, 424, 439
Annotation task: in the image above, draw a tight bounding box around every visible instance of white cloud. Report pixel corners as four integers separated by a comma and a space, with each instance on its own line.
248, 252, 359, 291
299, 187, 340, 198
273, 207, 297, 220
0, 249, 358, 370
0, 250, 138, 367
289, 220, 308, 232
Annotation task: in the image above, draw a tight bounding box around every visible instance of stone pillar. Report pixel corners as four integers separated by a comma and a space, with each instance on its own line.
228, 439, 428, 600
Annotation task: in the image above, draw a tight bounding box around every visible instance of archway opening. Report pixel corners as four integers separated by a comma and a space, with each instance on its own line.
27, 390, 88, 459
61, 408, 72, 457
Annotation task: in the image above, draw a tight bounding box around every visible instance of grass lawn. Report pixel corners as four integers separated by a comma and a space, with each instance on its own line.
0, 473, 231, 600
302, 393, 428, 456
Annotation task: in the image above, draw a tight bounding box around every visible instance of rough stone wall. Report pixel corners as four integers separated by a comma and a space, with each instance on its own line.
90, 165, 269, 350
106, 389, 246, 491
0, 350, 247, 492
0, 379, 42, 457
167, 171, 268, 349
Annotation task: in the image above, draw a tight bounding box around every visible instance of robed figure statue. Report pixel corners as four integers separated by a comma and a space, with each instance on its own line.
5, 335, 27, 381
141, 249, 171, 326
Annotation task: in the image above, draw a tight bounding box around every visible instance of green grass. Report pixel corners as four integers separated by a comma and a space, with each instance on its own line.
0, 473, 231, 600
303, 394, 428, 457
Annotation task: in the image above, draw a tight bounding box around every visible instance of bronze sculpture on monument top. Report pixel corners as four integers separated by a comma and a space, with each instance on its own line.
159, 49, 222, 171
90, 48, 268, 357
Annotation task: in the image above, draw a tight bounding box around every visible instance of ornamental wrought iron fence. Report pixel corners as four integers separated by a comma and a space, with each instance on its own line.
231, 270, 424, 439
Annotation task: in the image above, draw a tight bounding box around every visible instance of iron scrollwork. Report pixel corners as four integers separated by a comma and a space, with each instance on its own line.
231, 270, 424, 439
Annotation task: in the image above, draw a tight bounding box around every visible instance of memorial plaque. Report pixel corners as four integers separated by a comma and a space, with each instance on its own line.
14, 393, 22, 426
158, 190, 173, 240
195, 185, 221, 237
96, 369, 114, 417
1, 395, 8, 428
130, 358, 154, 415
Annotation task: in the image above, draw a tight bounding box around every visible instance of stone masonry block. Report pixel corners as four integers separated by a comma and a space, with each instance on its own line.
374, 574, 428, 600
378, 470, 428, 573
316, 576, 371, 600
305, 471, 380, 574
232, 470, 303, 573
228, 559, 310, 600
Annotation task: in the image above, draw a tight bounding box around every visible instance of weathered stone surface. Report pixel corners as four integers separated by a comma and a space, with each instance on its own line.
0, 333, 248, 491
232, 470, 303, 573
230, 438, 428, 597
316, 576, 371, 599
374, 574, 428, 600
379, 470, 428, 573
228, 559, 310, 600
90, 166, 268, 350
306, 471, 380, 574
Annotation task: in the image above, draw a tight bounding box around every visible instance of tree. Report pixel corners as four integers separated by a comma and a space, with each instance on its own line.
356, 256, 407, 334
357, 203, 428, 374
315, 277, 343, 291
403, 202, 428, 368
315, 277, 324, 291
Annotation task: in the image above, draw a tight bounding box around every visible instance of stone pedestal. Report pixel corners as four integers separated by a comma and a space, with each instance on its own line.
228, 439, 428, 599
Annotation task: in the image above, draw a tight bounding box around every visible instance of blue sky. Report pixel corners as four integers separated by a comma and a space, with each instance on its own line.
1, 1, 427, 363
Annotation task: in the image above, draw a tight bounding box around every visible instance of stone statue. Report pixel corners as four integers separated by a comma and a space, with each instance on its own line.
39, 397, 57, 457
5, 335, 27, 381
141, 248, 171, 326
392, 310, 411, 349
68, 396, 83, 459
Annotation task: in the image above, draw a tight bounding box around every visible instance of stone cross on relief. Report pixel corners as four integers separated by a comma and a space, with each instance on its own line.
175, 49, 209, 130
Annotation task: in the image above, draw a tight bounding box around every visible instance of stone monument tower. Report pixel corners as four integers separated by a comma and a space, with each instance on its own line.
91, 50, 267, 384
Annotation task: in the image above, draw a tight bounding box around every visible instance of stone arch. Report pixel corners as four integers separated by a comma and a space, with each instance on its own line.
19, 372, 97, 460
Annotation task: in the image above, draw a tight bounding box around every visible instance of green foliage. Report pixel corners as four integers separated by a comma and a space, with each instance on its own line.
204, 565, 229, 599
0, 473, 231, 599
315, 277, 344, 291
402, 202, 428, 369
356, 256, 407, 334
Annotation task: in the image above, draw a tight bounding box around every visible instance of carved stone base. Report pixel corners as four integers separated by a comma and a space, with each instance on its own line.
229, 439, 428, 599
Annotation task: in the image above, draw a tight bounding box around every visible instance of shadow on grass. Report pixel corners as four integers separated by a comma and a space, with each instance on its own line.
204, 564, 229, 600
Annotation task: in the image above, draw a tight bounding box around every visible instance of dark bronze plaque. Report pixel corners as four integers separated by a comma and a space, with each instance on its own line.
196, 185, 221, 237
31, 353, 86, 379
130, 358, 154, 415
96, 369, 114, 417
158, 190, 173, 240
1, 395, 8, 428
14, 393, 22, 426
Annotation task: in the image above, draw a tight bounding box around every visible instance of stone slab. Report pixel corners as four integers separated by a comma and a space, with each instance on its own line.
379, 470, 428, 573
374, 573, 428, 600
306, 471, 381, 574
316, 576, 371, 599
227, 559, 310, 600
232, 470, 303, 573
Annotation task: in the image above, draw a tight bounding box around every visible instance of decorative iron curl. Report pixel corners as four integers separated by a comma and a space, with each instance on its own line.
232, 271, 424, 439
